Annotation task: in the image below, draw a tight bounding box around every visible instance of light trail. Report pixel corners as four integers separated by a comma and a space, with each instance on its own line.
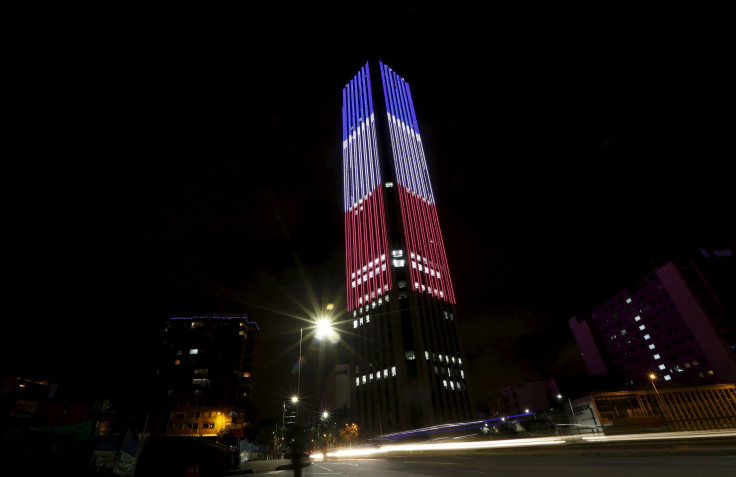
309, 428, 736, 460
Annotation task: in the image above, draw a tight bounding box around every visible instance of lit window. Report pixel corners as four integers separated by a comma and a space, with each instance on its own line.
664, 375, 672, 381
174, 360, 181, 366
644, 334, 651, 340
659, 364, 666, 370
626, 298, 632, 303
635, 316, 641, 321
392, 259, 405, 267
189, 349, 198, 355
425, 351, 429, 360
383, 369, 388, 378
639, 325, 646, 330
392, 366, 396, 376
443, 380, 448, 389
649, 344, 656, 349
654, 354, 661, 359
356, 378, 359, 386
362, 375, 366, 384
353, 320, 357, 329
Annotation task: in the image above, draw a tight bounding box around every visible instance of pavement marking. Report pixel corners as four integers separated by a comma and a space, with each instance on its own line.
312, 462, 337, 472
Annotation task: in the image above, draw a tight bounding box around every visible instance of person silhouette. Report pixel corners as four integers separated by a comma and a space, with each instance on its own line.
290, 426, 306, 477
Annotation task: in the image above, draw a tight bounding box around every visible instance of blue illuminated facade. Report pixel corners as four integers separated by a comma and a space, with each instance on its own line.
342, 61, 474, 438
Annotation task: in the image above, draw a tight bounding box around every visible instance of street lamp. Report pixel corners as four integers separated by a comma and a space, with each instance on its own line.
282, 396, 299, 429
649, 373, 672, 421
558, 394, 579, 434
297, 328, 302, 421
317, 410, 329, 451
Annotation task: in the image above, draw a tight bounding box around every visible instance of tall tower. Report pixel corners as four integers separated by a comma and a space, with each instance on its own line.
342, 60, 474, 438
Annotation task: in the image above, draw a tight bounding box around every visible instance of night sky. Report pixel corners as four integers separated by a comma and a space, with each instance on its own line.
4, 10, 732, 421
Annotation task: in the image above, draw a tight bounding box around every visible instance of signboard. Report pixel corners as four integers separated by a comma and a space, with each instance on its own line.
10, 399, 38, 418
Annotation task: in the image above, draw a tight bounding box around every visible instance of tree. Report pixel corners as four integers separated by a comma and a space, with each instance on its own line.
338, 423, 359, 448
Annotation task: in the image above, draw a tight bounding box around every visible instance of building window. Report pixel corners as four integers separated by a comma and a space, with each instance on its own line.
189, 349, 199, 355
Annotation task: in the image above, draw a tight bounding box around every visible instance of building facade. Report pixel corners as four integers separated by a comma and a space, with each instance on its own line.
569, 248, 736, 388
155, 315, 258, 437
341, 60, 474, 438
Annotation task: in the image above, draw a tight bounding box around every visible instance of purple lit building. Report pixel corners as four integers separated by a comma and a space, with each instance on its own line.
342, 61, 474, 437
569, 248, 736, 388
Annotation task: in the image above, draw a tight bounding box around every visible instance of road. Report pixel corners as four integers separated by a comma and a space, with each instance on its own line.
237, 430, 736, 476
242, 454, 735, 476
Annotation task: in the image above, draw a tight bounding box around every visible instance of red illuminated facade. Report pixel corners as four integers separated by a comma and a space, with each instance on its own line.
342, 61, 474, 437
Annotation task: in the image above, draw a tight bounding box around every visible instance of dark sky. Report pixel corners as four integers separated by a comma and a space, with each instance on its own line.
4, 9, 732, 420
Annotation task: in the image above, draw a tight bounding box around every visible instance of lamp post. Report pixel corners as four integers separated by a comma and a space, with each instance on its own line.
649, 373, 672, 421
317, 410, 329, 452
294, 317, 336, 424
297, 328, 303, 422
558, 394, 579, 434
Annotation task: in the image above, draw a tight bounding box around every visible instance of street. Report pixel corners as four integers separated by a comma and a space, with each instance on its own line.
241, 454, 735, 476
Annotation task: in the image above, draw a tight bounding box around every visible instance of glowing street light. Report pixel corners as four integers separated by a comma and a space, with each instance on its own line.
315, 318, 337, 342
318, 410, 330, 451
649, 373, 672, 421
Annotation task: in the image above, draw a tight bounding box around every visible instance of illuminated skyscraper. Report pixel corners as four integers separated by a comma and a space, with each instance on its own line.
342, 61, 474, 437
